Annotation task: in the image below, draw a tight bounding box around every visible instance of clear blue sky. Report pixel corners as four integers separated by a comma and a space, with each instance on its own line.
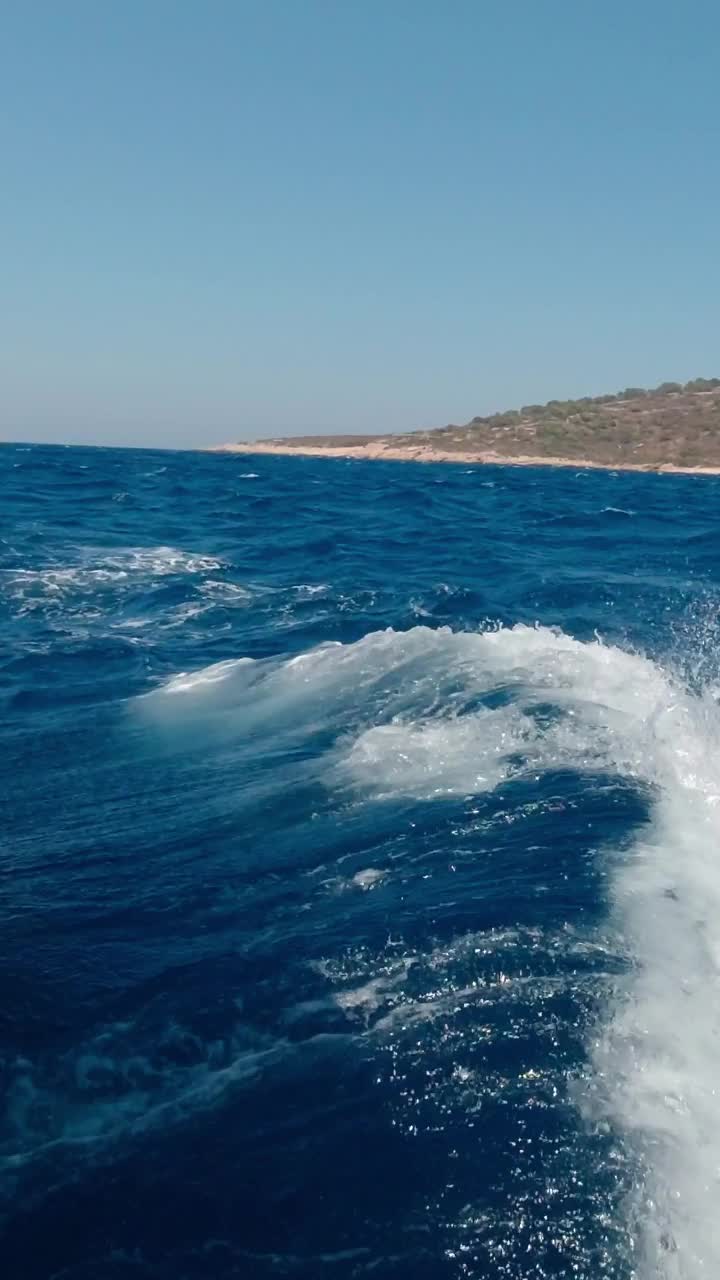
2, 0, 719, 448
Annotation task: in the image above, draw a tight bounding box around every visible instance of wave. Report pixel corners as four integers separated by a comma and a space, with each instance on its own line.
0, 1008, 290, 1220
148, 622, 720, 1277
4, 545, 224, 596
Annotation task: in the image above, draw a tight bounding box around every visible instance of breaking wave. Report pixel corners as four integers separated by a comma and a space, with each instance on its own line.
147, 621, 720, 1278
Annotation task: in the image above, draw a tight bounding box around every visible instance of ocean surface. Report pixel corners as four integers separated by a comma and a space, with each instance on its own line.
3, 443, 720, 1280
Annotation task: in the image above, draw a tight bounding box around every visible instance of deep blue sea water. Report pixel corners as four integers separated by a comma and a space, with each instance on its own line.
3, 443, 720, 1280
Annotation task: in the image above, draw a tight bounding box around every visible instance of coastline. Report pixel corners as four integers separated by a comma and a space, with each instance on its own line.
212, 440, 720, 477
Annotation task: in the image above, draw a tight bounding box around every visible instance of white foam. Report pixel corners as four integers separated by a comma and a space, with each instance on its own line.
163, 657, 254, 693
293, 583, 331, 599
3, 546, 225, 602
351, 868, 387, 890
582, 685, 720, 1277
152, 622, 720, 1274
101, 546, 223, 575
342, 705, 538, 797
5, 565, 129, 595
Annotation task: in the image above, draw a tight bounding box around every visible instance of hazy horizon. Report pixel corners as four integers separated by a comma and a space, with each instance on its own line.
3, 0, 719, 450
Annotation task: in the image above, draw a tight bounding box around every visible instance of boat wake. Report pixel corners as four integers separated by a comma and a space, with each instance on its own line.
147, 622, 720, 1278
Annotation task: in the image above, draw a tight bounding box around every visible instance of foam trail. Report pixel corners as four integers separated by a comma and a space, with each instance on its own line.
151, 623, 720, 1273
587, 683, 720, 1279
357, 630, 720, 1277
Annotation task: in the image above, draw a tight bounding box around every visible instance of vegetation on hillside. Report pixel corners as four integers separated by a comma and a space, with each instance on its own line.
260, 378, 720, 469
391, 378, 720, 467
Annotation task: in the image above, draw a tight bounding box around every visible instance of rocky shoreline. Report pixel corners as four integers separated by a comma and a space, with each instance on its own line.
212, 439, 720, 476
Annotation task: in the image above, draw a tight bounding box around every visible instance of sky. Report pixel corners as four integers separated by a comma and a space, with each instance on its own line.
2, 0, 719, 449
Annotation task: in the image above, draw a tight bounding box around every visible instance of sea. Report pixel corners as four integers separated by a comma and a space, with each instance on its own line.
3, 442, 720, 1280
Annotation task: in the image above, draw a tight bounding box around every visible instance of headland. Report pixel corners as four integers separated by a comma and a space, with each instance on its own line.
214, 379, 720, 475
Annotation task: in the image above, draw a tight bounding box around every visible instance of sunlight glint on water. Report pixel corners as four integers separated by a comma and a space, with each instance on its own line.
3, 442, 720, 1278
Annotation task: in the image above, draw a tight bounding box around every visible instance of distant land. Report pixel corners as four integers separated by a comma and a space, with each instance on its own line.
215, 379, 720, 474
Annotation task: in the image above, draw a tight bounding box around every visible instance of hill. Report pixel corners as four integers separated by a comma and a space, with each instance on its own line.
219, 379, 720, 472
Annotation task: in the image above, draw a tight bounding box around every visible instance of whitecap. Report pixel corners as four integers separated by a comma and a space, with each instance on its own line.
162, 657, 255, 693
140, 620, 720, 1273
352, 868, 386, 890
293, 583, 330, 599
3, 547, 226, 606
